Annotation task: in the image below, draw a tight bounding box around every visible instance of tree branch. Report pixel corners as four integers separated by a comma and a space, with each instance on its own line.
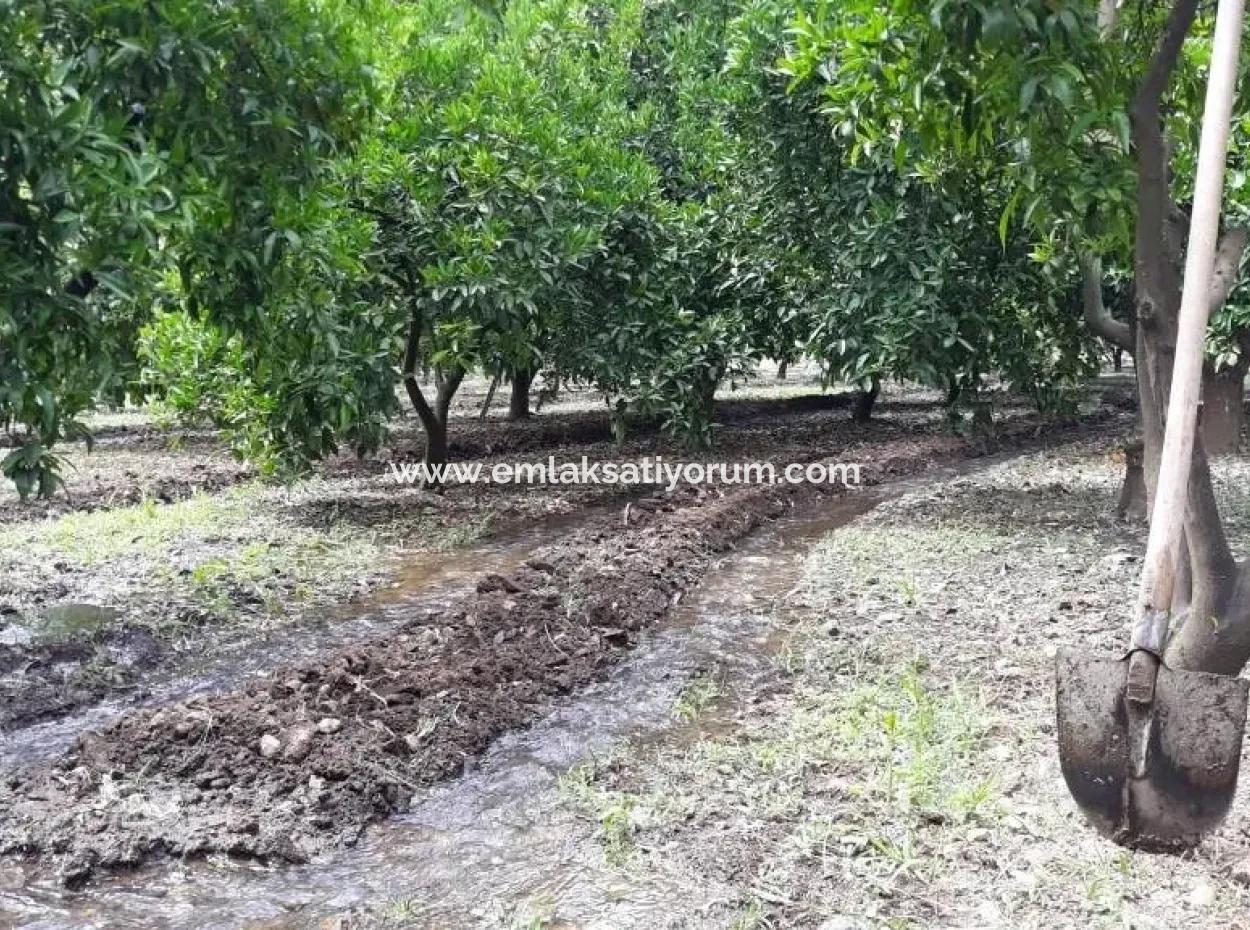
347, 198, 401, 225
402, 311, 438, 431
1131, 0, 1201, 313
1131, 0, 1201, 120
1079, 254, 1134, 350
435, 365, 465, 425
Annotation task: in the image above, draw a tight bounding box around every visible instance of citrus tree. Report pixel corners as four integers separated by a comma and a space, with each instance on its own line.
786, 0, 1250, 674
1, 0, 391, 493
354, 0, 666, 464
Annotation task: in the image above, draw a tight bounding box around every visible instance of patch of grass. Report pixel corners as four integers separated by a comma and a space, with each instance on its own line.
0, 478, 398, 644
561, 658, 1001, 911
672, 669, 723, 722
426, 512, 495, 550
857, 662, 997, 820
730, 899, 765, 929
893, 574, 920, 606
28, 488, 256, 565
379, 898, 427, 924
559, 758, 641, 868
597, 796, 637, 866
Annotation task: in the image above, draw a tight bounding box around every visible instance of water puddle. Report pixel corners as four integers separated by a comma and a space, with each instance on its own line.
0, 459, 1002, 929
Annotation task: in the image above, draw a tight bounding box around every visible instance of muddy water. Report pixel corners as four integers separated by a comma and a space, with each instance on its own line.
0, 462, 994, 930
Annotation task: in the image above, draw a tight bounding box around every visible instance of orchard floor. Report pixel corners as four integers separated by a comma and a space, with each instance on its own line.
0, 365, 1107, 734
330, 439, 1250, 930
0, 365, 873, 730
0, 370, 1149, 923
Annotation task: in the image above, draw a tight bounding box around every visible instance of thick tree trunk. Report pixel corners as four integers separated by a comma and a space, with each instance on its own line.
852, 378, 879, 423
1160, 443, 1243, 672
1200, 360, 1246, 454
691, 366, 724, 444
776, 359, 788, 381
421, 415, 449, 468
509, 368, 533, 420
971, 396, 994, 431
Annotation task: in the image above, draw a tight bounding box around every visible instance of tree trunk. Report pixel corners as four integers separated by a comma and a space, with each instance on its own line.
1126, 0, 1250, 674
1117, 440, 1148, 522
852, 378, 879, 423
422, 414, 449, 468
1113, 347, 1124, 372
406, 370, 464, 469
1159, 443, 1243, 672
776, 359, 788, 381
509, 368, 533, 420
971, 396, 994, 431
479, 371, 501, 421
401, 312, 464, 472
1200, 360, 1246, 454
700, 377, 718, 421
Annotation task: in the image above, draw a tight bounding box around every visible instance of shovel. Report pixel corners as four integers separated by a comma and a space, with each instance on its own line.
1056, 0, 1250, 851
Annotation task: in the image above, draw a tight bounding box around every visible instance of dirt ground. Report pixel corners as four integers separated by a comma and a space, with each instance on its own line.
0, 366, 1105, 732
535, 440, 1250, 930
0, 372, 1128, 888
2, 371, 848, 729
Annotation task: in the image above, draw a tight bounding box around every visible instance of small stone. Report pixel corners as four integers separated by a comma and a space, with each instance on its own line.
317, 717, 342, 735
258, 734, 282, 759
1188, 880, 1217, 909
877, 611, 903, 624
283, 726, 315, 762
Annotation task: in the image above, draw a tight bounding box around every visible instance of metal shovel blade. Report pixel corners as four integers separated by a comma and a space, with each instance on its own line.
1056, 647, 1249, 851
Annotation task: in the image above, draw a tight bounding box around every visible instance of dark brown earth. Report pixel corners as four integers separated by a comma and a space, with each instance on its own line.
0, 403, 1129, 887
